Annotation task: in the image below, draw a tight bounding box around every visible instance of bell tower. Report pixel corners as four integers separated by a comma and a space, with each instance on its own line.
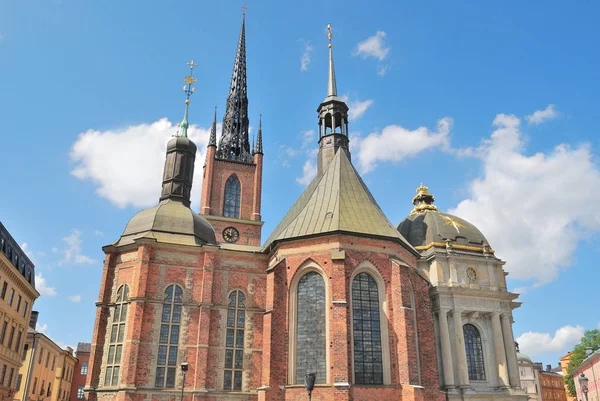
200, 12, 264, 246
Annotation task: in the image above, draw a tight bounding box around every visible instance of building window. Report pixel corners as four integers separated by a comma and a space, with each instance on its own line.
0, 321, 7, 345
81, 362, 88, 375
352, 273, 383, 385
16, 374, 22, 390
32, 377, 37, 394
7, 326, 14, 349
38, 348, 43, 364
0, 282, 6, 299
77, 385, 84, 399
223, 174, 241, 218
463, 324, 486, 380
52, 356, 56, 370
104, 285, 129, 387
7, 368, 13, 388
0, 365, 5, 386
22, 301, 28, 317
8, 288, 14, 306
15, 330, 22, 352
155, 284, 182, 388
15, 295, 21, 312
296, 272, 326, 384
45, 352, 50, 367
224, 290, 245, 391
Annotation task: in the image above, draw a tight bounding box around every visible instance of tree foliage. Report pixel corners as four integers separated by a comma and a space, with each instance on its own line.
565, 329, 600, 397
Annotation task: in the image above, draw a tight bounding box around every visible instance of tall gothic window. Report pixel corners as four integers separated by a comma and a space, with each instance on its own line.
296, 272, 326, 384
352, 273, 383, 385
223, 175, 241, 218
105, 285, 128, 387
463, 324, 486, 380
155, 285, 183, 388
224, 291, 245, 391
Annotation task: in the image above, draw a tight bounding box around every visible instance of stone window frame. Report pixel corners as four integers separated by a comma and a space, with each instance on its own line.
348, 263, 392, 386
154, 283, 184, 389
463, 323, 487, 381
223, 289, 246, 391
103, 284, 129, 388
287, 261, 331, 385
223, 174, 242, 219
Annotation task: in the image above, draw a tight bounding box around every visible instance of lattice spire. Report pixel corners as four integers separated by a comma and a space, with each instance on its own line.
217, 12, 252, 163
256, 112, 263, 154
208, 104, 217, 147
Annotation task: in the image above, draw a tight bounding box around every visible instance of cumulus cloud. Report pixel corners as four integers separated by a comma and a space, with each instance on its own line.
70, 118, 211, 209
341, 95, 373, 121
525, 104, 560, 125
59, 229, 95, 265
517, 325, 584, 357
376, 65, 390, 77
94, 230, 104, 237
353, 117, 452, 173
450, 111, 600, 286
68, 295, 81, 303
354, 31, 390, 61
296, 159, 317, 185
35, 273, 57, 296
36, 323, 48, 333
301, 41, 313, 72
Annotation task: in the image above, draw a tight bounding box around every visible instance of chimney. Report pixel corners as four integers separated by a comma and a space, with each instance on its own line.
29, 311, 39, 330
546, 364, 551, 372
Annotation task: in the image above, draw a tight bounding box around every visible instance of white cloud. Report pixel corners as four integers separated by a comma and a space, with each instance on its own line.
450, 112, 600, 286
35, 273, 57, 296
70, 118, 211, 209
296, 159, 317, 185
57, 342, 75, 352
301, 130, 315, 148
36, 323, 47, 333
68, 295, 81, 303
59, 229, 95, 265
354, 31, 390, 61
341, 96, 373, 121
353, 117, 452, 173
517, 325, 584, 357
376, 65, 390, 77
301, 41, 313, 72
94, 230, 104, 237
525, 104, 560, 125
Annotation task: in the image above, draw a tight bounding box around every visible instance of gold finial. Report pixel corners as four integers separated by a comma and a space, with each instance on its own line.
242, 4, 247, 16
410, 182, 438, 215
327, 24, 333, 48
183, 60, 197, 101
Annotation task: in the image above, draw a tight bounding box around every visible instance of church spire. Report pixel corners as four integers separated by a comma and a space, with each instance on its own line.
208, 104, 217, 147
256, 112, 263, 154
217, 11, 252, 163
160, 60, 198, 207
327, 24, 338, 98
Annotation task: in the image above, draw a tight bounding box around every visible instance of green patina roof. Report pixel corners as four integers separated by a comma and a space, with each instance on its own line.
263, 150, 415, 250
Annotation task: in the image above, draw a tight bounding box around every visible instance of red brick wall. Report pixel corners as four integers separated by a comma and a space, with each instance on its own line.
70, 353, 89, 401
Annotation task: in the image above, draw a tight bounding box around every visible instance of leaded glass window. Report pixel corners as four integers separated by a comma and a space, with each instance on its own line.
104, 285, 128, 387
223, 175, 241, 218
224, 290, 245, 391
155, 284, 183, 388
296, 272, 326, 384
352, 273, 383, 385
463, 324, 486, 380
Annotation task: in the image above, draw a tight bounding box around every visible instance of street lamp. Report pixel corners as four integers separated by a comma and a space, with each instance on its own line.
180, 362, 188, 401
304, 372, 316, 401
579, 373, 589, 401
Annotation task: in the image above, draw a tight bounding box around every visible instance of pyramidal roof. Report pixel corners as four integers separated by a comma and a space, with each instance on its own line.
263, 150, 415, 251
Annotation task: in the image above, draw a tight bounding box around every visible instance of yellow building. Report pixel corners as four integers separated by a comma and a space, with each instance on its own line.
559, 351, 576, 401
15, 326, 77, 401
0, 223, 39, 401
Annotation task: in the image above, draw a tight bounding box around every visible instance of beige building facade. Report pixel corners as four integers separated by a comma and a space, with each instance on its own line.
0, 222, 39, 401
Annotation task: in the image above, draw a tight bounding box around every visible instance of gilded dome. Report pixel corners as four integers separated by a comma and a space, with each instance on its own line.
114, 199, 216, 247
397, 184, 491, 250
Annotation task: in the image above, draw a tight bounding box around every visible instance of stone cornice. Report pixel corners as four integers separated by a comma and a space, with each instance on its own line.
0, 255, 39, 299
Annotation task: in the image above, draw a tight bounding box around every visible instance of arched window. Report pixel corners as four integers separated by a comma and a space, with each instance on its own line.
223, 175, 241, 218
155, 285, 183, 388
463, 324, 486, 380
352, 273, 383, 385
104, 285, 129, 387
296, 272, 326, 384
224, 291, 245, 391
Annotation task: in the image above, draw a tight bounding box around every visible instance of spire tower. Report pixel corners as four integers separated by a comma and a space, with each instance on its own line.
217, 13, 252, 163
316, 24, 350, 175
256, 112, 263, 154
208, 104, 217, 147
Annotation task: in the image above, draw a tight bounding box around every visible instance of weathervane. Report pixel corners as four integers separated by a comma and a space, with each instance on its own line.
327, 24, 332, 48
242, 4, 247, 16
183, 60, 197, 104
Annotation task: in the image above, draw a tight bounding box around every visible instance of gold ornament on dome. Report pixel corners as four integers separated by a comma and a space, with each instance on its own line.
441, 215, 465, 233
410, 183, 438, 215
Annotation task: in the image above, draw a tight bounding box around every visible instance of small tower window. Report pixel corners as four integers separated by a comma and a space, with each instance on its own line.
155, 284, 183, 388
223, 175, 241, 218
224, 291, 246, 391
104, 285, 129, 387
463, 324, 486, 380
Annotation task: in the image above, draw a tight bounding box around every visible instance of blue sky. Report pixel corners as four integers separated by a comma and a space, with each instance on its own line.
1, 1, 599, 366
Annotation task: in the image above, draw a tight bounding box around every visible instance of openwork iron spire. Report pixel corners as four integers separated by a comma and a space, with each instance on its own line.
256, 112, 263, 154
327, 24, 338, 98
208, 104, 217, 147
217, 13, 252, 163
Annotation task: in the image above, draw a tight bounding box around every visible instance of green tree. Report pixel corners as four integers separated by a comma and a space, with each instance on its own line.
565, 329, 600, 396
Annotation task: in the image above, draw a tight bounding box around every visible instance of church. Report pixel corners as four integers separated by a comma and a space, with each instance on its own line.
85, 16, 528, 401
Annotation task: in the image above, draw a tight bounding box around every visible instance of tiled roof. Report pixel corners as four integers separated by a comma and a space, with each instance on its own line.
76, 342, 91, 354
263, 150, 414, 251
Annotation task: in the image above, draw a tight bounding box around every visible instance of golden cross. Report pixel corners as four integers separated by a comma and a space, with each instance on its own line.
242, 4, 247, 16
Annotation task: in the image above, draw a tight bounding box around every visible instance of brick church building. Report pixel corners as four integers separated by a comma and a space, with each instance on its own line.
86, 16, 527, 401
